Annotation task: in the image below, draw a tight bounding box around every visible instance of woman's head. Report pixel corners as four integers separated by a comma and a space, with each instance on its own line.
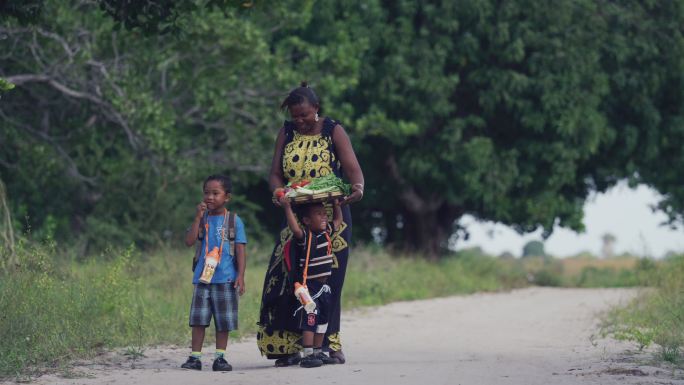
281, 82, 321, 133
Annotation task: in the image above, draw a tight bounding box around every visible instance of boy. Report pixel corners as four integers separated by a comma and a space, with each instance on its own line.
279, 195, 342, 368
181, 174, 247, 371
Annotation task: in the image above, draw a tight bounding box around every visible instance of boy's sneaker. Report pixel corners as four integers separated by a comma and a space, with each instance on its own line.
274, 353, 301, 367
299, 354, 323, 368
181, 356, 202, 370
212, 356, 233, 372
315, 352, 338, 365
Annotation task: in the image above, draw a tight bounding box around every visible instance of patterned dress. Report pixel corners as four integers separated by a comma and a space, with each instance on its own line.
257, 117, 352, 357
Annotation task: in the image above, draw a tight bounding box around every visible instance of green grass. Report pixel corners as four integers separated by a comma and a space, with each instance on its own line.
2, 239, 662, 378
601, 254, 684, 366
343, 246, 528, 306
518, 255, 654, 288
0, 241, 530, 377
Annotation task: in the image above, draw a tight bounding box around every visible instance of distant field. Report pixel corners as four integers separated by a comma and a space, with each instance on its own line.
516, 254, 650, 288
560, 256, 639, 276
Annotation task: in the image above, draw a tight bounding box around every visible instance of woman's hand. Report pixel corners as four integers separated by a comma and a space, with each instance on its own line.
342, 184, 363, 205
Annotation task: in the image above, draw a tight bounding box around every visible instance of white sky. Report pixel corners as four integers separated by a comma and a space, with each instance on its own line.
453, 181, 684, 258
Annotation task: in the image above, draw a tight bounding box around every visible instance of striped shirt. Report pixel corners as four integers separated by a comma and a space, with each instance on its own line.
297, 224, 334, 281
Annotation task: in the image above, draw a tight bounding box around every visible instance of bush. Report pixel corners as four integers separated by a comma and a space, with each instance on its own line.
0, 241, 145, 377
602, 254, 684, 365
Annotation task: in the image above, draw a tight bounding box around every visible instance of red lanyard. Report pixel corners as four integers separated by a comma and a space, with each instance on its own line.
302, 229, 332, 286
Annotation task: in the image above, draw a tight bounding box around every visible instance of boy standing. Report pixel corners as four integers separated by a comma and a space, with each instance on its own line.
182, 175, 247, 371
279, 195, 342, 368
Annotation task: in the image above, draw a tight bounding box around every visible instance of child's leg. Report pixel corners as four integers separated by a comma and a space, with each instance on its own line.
212, 330, 232, 370
191, 326, 206, 352
299, 330, 323, 368
182, 284, 215, 370
313, 333, 325, 348
302, 330, 315, 351
216, 331, 228, 351
181, 326, 206, 369
209, 283, 236, 371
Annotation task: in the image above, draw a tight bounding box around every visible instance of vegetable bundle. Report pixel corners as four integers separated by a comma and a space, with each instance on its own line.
283, 174, 351, 199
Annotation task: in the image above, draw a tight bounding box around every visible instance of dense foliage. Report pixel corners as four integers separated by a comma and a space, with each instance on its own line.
1, 0, 683, 256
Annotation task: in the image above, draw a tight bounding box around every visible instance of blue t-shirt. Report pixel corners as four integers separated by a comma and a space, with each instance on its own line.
192, 213, 247, 284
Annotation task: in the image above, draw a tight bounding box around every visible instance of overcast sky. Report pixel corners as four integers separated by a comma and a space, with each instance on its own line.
454, 181, 684, 258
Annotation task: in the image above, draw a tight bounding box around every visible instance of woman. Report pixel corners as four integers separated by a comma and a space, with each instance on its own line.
257, 82, 364, 366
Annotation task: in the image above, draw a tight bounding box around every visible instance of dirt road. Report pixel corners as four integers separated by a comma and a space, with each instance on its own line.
17, 288, 684, 385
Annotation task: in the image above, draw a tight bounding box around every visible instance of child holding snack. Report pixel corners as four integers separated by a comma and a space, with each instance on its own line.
181, 174, 247, 371
279, 194, 343, 368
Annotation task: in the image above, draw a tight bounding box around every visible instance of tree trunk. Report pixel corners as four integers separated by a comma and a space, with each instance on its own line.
401, 203, 463, 260
384, 154, 463, 259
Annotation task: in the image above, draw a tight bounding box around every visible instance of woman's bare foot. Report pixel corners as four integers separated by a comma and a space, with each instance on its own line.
329, 350, 346, 364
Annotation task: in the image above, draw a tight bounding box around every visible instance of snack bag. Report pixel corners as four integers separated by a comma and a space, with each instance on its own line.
199, 247, 220, 284
294, 282, 316, 313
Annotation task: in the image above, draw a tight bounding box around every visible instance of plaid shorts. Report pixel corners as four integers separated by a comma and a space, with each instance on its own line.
189, 283, 238, 332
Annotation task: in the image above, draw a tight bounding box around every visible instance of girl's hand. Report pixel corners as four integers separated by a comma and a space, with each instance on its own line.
272, 188, 285, 207
234, 275, 245, 296
278, 194, 291, 208
196, 202, 208, 218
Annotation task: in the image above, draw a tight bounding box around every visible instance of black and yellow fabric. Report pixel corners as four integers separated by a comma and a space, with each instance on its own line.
257, 117, 351, 358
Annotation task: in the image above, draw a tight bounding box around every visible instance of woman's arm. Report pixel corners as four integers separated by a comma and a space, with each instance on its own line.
332, 199, 343, 230
332, 124, 365, 204
269, 127, 287, 197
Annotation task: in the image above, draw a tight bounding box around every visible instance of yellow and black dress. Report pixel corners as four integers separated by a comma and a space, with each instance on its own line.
257, 117, 351, 357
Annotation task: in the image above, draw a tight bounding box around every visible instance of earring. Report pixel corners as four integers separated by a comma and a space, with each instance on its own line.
315, 113, 319, 122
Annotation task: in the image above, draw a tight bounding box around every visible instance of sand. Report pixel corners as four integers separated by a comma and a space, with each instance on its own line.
8, 287, 684, 385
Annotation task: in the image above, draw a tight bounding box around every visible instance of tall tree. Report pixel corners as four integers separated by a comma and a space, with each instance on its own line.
328, 0, 611, 256
0, 0, 363, 251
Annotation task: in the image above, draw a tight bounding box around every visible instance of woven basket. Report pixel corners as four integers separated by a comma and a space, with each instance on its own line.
272, 190, 344, 205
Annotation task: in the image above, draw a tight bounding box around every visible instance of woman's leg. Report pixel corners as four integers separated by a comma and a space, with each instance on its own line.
323, 204, 351, 362
257, 227, 303, 359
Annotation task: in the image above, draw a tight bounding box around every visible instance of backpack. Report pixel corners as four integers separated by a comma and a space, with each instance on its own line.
192, 211, 237, 272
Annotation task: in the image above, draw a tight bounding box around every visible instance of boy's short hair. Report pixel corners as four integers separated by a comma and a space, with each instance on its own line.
295, 202, 325, 220
204, 174, 232, 193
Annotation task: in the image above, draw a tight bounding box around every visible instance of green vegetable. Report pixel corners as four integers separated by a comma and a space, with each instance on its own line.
307, 174, 351, 195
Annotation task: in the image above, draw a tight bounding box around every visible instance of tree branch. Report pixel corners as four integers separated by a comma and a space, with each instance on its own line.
6, 73, 141, 150
386, 154, 444, 212
0, 110, 98, 186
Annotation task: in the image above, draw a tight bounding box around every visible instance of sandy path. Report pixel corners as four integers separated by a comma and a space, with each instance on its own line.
12, 287, 684, 385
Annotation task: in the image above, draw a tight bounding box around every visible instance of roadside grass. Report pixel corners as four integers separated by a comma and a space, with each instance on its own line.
1, 239, 658, 378
601, 254, 684, 367
519, 254, 654, 288
0, 241, 529, 378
